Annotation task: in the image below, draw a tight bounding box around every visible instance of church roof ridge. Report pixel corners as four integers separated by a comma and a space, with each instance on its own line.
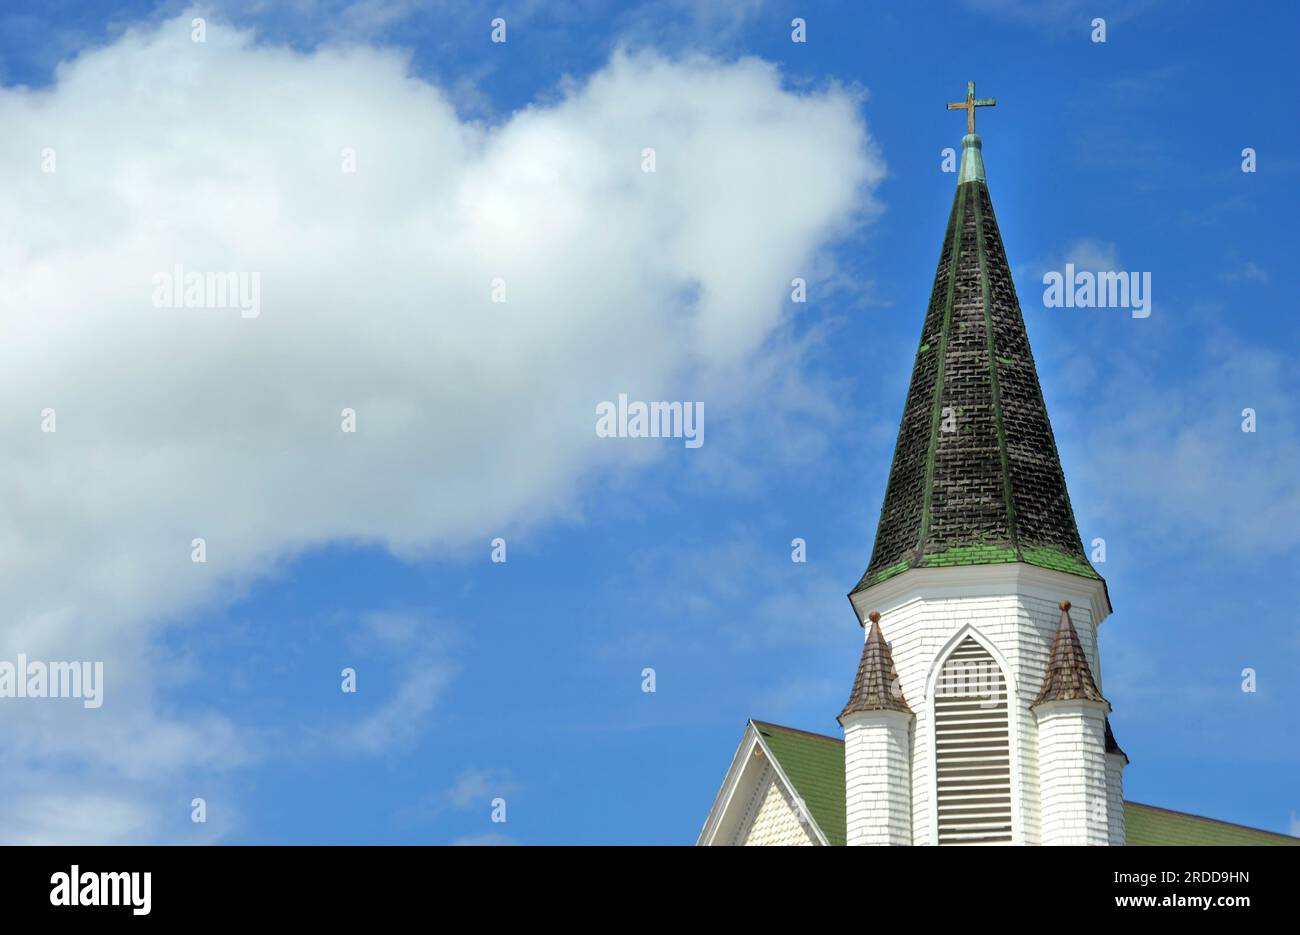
751, 719, 843, 744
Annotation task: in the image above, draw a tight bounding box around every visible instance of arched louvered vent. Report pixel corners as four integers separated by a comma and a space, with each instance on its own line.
934, 636, 1013, 844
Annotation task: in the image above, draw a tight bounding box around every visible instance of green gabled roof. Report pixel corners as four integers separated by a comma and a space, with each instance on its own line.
1124, 802, 1300, 846
853, 134, 1100, 595
755, 721, 1298, 847
753, 721, 846, 846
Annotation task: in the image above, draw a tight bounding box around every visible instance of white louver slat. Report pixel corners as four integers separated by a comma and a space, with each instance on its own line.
934, 637, 1012, 845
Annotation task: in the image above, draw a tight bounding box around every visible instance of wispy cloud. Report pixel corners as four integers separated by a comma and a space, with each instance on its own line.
334, 612, 460, 756
1079, 333, 1300, 554
607, 534, 854, 655
392, 766, 520, 834
446, 767, 520, 811
1019, 237, 1121, 299
1220, 260, 1270, 284
962, 0, 1155, 31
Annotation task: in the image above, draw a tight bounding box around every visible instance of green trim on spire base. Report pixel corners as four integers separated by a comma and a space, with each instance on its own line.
856, 546, 1102, 591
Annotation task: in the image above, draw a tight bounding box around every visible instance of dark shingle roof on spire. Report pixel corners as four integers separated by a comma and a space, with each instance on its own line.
852, 135, 1101, 595
838, 613, 911, 721
1033, 600, 1108, 708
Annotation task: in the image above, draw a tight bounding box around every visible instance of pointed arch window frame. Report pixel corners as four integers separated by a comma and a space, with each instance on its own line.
923, 624, 1024, 846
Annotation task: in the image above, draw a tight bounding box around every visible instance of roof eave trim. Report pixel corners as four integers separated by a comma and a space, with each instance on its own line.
696, 721, 832, 847
849, 561, 1113, 624
695, 724, 760, 846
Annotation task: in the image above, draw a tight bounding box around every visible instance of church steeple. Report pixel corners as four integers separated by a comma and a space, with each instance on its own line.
852, 83, 1099, 596
834, 86, 1121, 846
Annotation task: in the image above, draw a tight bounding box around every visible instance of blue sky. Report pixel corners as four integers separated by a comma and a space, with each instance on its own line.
0, 0, 1296, 844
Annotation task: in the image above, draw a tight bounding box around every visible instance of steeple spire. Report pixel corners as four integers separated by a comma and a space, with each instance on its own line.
852, 86, 1101, 596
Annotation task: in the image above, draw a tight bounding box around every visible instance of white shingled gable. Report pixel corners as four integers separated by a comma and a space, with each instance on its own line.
697, 722, 830, 846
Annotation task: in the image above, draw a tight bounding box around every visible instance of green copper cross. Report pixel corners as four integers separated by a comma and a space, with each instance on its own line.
947, 80, 996, 135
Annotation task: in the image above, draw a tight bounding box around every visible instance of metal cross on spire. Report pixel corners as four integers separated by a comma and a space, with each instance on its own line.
947, 80, 996, 135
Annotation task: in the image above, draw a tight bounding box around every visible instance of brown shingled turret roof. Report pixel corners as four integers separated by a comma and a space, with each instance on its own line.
838, 612, 911, 722
1032, 600, 1108, 709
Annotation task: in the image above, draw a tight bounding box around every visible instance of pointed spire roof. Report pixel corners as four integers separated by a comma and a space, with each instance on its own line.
838, 612, 911, 722
1033, 601, 1108, 708
852, 94, 1101, 596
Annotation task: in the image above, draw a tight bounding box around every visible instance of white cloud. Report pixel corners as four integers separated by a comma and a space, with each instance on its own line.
0, 792, 159, 845
446, 767, 519, 811
0, 783, 236, 844
0, 11, 882, 839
